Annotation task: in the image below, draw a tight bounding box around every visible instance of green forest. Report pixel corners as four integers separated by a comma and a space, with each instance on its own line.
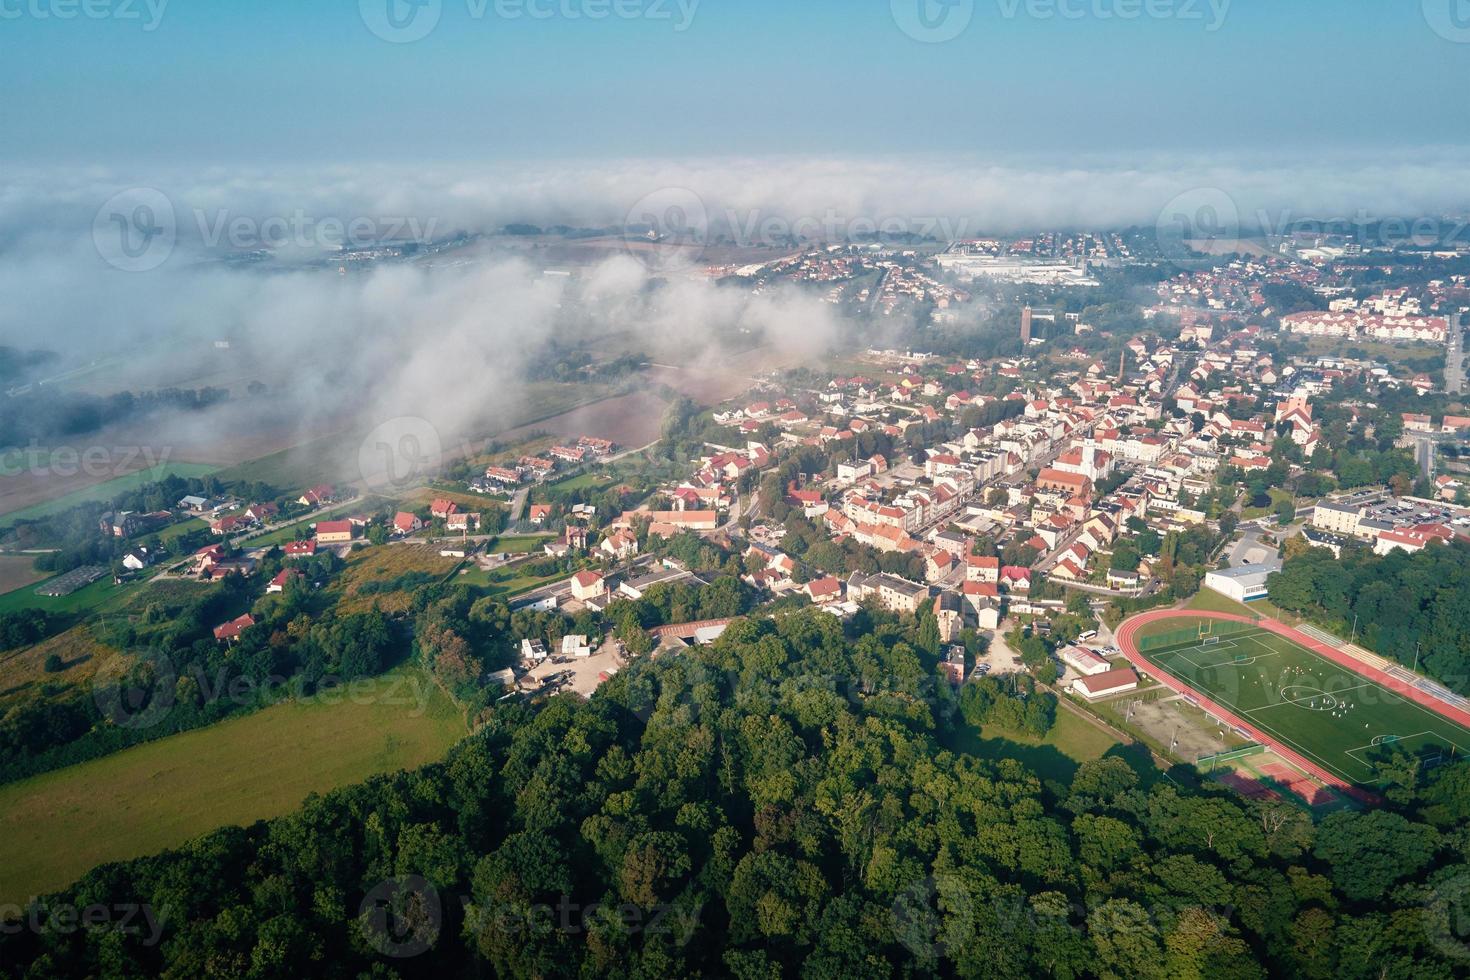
5, 607, 1470, 978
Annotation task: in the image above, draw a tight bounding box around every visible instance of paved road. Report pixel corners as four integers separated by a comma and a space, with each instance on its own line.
1447, 312, 1466, 396
508, 487, 530, 523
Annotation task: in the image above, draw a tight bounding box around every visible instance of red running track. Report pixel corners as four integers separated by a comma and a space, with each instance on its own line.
1110, 609, 1470, 804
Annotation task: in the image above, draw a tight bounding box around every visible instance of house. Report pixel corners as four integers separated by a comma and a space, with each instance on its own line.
211, 515, 245, 536
315, 520, 354, 545
212, 614, 256, 643
298, 485, 336, 507
805, 576, 844, 604
942, 646, 967, 685
243, 502, 279, 524
601, 528, 639, 560
529, 504, 552, 526
484, 466, 522, 486
283, 539, 318, 558
1071, 667, 1139, 700
966, 555, 1000, 584
430, 499, 458, 520
446, 511, 481, 532
1000, 566, 1032, 592
925, 551, 955, 583
521, 638, 549, 663
550, 445, 587, 464
570, 570, 607, 602
392, 512, 423, 536
121, 548, 154, 572
267, 568, 302, 594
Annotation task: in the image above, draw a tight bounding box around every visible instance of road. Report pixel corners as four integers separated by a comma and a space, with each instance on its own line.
508, 487, 530, 523
1447, 311, 1466, 396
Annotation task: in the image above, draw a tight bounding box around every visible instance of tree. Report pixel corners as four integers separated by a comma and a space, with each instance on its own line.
1312, 809, 1439, 901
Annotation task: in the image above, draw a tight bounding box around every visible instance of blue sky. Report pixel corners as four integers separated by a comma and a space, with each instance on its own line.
0, 0, 1467, 164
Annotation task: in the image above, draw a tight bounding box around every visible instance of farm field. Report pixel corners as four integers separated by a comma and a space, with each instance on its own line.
0, 555, 46, 595
0, 666, 465, 905
1130, 618, 1470, 784
491, 389, 665, 449
0, 573, 129, 616
0, 462, 219, 528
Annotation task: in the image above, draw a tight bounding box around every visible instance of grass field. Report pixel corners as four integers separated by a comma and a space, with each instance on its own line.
0, 625, 118, 711
457, 561, 573, 599
949, 708, 1119, 783
489, 535, 554, 555
0, 666, 465, 904
1140, 620, 1470, 784
0, 463, 219, 527
331, 545, 461, 614
0, 574, 131, 616
1186, 588, 1290, 624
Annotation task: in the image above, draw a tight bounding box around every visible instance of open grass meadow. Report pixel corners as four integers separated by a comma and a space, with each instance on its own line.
948, 707, 1119, 784
330, 545, 461, 614
0, 666, 466, 905
0, 625, 119, 712
0, 462, 220, 528
1138, 618, 1470, 784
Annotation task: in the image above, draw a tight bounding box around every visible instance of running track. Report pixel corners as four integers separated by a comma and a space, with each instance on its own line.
1113, 610, 1470, 803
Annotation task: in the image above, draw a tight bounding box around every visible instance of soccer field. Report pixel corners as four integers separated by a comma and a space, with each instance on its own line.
1143, 626, 1470, 784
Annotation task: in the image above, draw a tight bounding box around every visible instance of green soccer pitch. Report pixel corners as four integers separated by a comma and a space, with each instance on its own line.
1144, 627, 1470, 784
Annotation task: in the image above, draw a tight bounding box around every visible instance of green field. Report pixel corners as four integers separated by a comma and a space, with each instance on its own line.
949, 708, 1119, 783
1141, 621, 1470, 784
0, 666, 466, 904
0, 574, 136, 617
0, 463, 219, 527
489, 534, 555, 555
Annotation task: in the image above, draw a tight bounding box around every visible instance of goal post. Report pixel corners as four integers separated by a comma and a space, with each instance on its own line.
1201, 635, 1222, 647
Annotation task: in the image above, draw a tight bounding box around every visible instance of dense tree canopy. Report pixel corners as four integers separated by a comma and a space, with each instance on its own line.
6, 607, 1470, 977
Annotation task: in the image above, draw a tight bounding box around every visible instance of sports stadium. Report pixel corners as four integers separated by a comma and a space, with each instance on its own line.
1115, 610, 1470, 793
